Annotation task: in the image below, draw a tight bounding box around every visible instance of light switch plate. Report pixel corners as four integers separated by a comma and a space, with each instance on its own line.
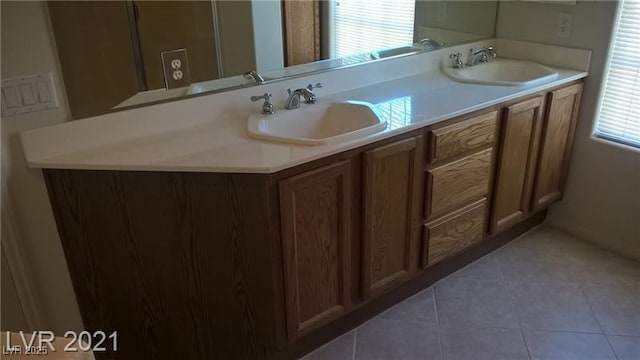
161, 49, 191, 89
1, 73, 58, 117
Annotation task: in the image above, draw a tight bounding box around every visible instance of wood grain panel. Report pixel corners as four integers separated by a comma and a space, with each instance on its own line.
426, 149, 492, 219
532, 83, 583, 211
423, 199, 486, 267
362, 136, 423, 299
44, 170, 272, 360
491, 95, 545, 234
48, 1, 139, 118
279, 161, 352, 340
282, 0, 321, 66
428, 110, 498, 163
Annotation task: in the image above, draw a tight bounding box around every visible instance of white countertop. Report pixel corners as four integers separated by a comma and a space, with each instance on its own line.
21, 39, 590, 174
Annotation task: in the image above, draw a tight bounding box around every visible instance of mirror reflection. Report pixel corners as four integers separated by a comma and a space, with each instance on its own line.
47, 0, 498, 118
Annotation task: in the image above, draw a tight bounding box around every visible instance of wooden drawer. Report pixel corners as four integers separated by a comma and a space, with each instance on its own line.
426, 148, 492, 219
427, 110, 497, 163
422, 199, 486, 268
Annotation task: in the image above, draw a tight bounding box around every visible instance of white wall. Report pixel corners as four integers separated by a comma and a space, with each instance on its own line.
497, 0, 640, 260
1, 247, 27, 331
1, 1, 83, 332
251, 0, 284, 73
414, 1, 498, 39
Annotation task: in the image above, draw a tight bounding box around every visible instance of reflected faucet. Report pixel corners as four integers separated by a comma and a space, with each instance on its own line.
467, 46, 497, 66
243, 70, 265, 83
418, 37, 445, 50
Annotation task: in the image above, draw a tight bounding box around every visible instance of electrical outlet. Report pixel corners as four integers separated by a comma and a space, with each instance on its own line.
161, 49, 191, 89
557, 13, 573, 38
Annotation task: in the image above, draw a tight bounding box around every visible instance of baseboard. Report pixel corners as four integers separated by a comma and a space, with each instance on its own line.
546, 219, 640, 262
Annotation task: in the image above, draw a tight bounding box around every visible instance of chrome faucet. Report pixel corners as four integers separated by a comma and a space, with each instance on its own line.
449, 52, 464, 69
467, 46, 497, 66
284, 83, 323, 110
250, 93, 275, 114
418, 37, 445, 50
244, 70, 265, 84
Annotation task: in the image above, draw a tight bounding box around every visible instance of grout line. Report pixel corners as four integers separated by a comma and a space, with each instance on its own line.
579, 283, 620, 360
505, 284, 532, 358
518, 328, 609, 336
520, 328, 534, 360
351, 328, 357, 360
432, 287, 445, 360
500, 248, 533, 360
604, 333, 621, 360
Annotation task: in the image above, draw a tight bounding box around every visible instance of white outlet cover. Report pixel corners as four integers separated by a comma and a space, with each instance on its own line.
557, 13, 573, 38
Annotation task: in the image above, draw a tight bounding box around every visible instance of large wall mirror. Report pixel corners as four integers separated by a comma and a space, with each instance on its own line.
47, 0, 498, 119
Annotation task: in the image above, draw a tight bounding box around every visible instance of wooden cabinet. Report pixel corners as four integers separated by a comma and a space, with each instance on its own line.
491, 95, 545, 234
42, 81, 584, 359
491, 82, 583, 234
422, 109, 498, 268
361, 136, 423, 298
532, 83, 583, 211
279, 161, 352, 340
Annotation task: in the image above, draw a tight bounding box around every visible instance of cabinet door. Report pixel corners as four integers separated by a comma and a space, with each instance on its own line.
532, 83, 583, 211
491, 96, 545, 234
279, 161, 352, 340
362, 136, 423, 299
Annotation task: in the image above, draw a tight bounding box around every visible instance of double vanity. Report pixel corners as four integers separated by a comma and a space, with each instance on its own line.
21, 39, 589, 359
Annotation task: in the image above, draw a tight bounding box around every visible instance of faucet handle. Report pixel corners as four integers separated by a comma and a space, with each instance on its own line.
449, 52, 464, 69
307, 83, 323, 91
250, 92, 271, 102
251, 93, 275, 115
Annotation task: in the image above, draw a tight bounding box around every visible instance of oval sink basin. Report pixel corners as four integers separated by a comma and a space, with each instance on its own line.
444, 59, 559, 86
247, 101, 387, 146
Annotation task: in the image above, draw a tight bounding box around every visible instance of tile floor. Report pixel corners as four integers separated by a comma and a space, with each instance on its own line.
301, 225, 640, 360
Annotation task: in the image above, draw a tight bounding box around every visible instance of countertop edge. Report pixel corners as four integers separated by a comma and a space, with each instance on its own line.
28, 71, 588, 174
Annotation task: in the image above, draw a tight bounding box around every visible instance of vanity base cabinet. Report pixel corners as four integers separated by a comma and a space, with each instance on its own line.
361, 136, 423, 299
42, 81, 584, 360
44, 170, 279, 360
491, 95, 545, 234
279, 161, 353, 340
532, 83, 583, 211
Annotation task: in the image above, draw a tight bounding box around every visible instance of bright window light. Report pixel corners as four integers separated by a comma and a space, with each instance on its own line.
332, 0, 416, 58
596, 0, 640, 148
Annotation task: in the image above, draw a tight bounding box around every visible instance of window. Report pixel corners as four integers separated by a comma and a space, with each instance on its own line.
596, 0, 640, 148
330, 0, 416, 58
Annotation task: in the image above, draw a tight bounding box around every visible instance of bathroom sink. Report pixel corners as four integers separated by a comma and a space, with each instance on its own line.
247, 101, 387, 146
371, 45, 421, 60
443, 59, 558, 86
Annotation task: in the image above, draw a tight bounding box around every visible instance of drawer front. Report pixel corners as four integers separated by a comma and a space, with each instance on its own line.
428, 110, 497, 163
426, 148, 492, 218
422, 199, 486, 267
